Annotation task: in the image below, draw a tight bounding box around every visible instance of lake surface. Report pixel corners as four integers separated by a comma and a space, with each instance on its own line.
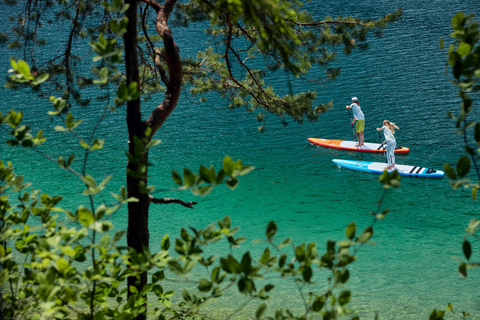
1, 0, 480, 319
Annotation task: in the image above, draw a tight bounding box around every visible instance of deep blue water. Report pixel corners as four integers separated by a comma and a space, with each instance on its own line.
1, 0, 480, 319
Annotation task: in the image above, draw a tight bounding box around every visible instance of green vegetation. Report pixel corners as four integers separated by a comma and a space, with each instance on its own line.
442, 12, 480, 282
0, 153, 398, 319
16, 0, 480, 319
421, 11, 480, 320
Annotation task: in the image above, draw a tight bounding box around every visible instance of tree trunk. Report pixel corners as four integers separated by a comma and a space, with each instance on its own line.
124, 1, 149, 320
123, 0, 182, 318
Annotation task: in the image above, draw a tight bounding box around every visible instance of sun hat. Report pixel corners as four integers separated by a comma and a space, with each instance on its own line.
352, 97, 358, 102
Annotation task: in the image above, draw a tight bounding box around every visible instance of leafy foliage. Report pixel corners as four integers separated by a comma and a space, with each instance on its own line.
433, 11, 480, 320
0, 1, 404, 319
442, 11, 480, 272
0, 157, 395, 319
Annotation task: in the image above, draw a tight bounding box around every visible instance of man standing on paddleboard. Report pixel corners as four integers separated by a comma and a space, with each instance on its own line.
346, 97, 365, 147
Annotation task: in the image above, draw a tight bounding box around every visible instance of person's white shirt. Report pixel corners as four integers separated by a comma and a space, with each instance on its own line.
350, 102, 364, 120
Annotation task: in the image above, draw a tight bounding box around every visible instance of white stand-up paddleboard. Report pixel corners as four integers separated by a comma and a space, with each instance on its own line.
332, 159, 445, 178
308, 138, 409, 154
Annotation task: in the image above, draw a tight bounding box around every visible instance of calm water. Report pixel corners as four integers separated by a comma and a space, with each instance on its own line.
1, 0, 480, 319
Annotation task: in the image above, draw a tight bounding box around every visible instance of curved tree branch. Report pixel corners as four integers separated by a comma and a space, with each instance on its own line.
144, 0, 183, 136
141, 5, 169, 86
292, 20, 366, 27
150, 196, 197, 208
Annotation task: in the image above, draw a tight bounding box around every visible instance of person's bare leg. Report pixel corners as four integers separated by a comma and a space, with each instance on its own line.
359, 131, 364, 146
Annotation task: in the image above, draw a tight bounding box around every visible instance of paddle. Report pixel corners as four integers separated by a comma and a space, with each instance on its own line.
378, 130, 387, 163
347, 108, 357, 143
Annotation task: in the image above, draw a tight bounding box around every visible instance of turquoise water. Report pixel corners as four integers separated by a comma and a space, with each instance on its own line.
2, 0, 480, 319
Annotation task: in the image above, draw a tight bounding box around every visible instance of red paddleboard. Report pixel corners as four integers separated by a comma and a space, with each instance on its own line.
308, 138, 410, 154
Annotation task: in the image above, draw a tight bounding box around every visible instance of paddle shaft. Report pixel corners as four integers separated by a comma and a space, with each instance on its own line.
347, 108, 358, 142
378, 130, 387, 163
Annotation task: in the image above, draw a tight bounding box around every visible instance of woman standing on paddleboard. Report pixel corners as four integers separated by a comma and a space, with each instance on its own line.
377, 120, 399, 170
346, 97, 365, 147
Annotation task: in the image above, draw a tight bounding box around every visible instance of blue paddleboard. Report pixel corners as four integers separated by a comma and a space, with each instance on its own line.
332, 159, 445, 178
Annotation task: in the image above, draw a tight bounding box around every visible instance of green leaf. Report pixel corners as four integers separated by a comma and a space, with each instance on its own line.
238, 277, 255, 294
56, 258, 70, 272
127, 81, 140, 101
211, 266, 224, 284
335, 269, 350, 284
312, 296, 324, 312
461, 97, 472, 116
161, 235, 170, 250
17, 60, 32, 78
220, 255, 240, 274
81, 175, 97, 188
79, 140, 90, 149
463, 240, 472, 260
94, 67, 109, 84
457, 42, 472, 56
146, 139, 161, 149
338, 290, 351, 306
474, 123, 480, 144
9, 58, 18, 70
152, 271, 165, 283
114, 230, 127, 242
444, 163, 457, 180
456, 155, 471, 178
240, 252, 252, 273
60, 246, 76, 257
222, 216, 231, 229
451, 12, 465, 31
199, 165, 214, 183
428, 309, 446, 320
34, 73, 49, 85
278, 254, 287, 267
117, 82, 127, 100
345, 222, 356, 240
168, 260, 183, 275
256, 303, 267, 319
301, 266, 312, 282
198, 279, 212, 292
0, 269, 9, 284
183, 168, 195, 187
54, 126, 69, 132
278, 237, 292, 249
222, 156, 235, 176
77, 206, 95, 227
216, 169, 226, 184
238, 165, 254, 176
266, 221, 277, 239
226, 177, 239, 190
467, 219, 480, 232
197, 185, 214, 196
65, 112, 74, 129
99, 175, 113, 188
172, 170, 182, 185
459, 263, 467, 278
357, 226, 373, 243
182, 289, 192, 302
91, 138, 105, 150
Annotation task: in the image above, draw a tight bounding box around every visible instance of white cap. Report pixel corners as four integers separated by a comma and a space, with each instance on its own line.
352, 97, 358, 102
